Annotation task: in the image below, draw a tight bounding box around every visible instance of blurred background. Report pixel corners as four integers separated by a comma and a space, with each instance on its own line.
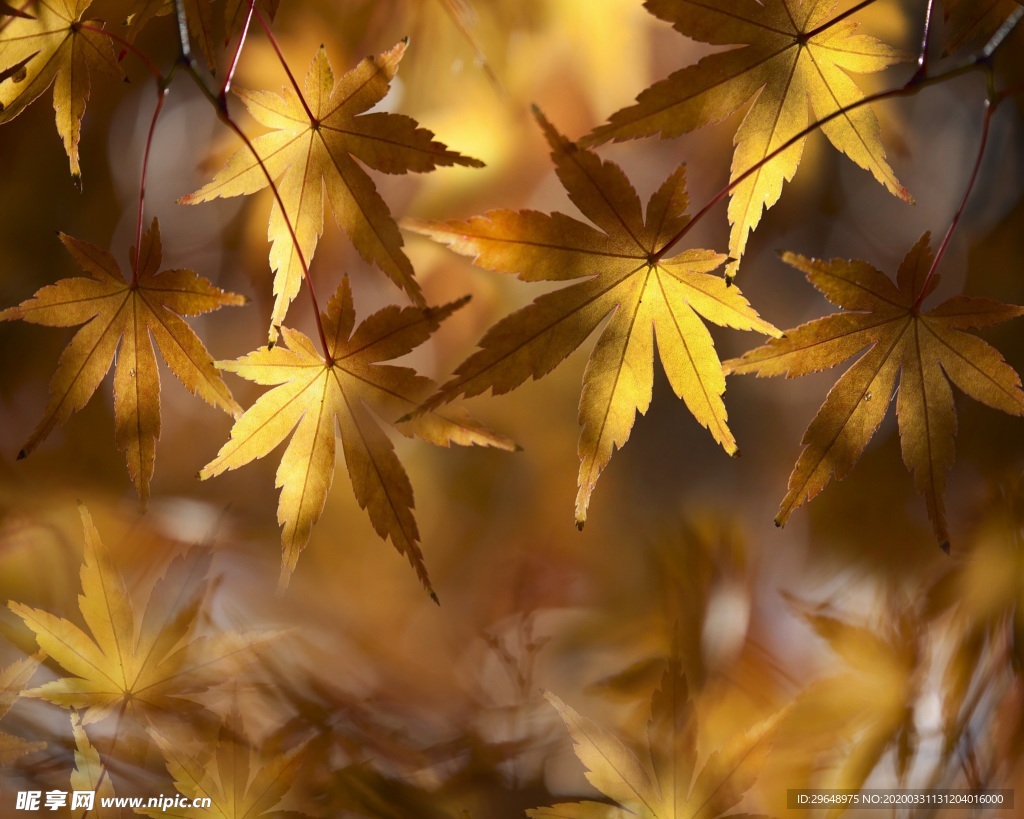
1, 0, 1024, 815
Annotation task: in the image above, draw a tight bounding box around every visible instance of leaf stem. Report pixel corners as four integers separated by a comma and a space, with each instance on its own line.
651, 44, 1004, 265
80, 698, 130, 819
912, 77, 996, 310
133, 84, 168, 280
219, 0, 256, 99
254, 6, 318, 125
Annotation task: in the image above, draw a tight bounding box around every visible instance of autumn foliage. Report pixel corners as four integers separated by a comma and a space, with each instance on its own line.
2, 0, 1024, 816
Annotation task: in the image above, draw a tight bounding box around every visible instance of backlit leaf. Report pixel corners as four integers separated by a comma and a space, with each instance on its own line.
182, 41, 483, 343
583, 0, 912, 279
0, 219, 246, 508
406, 110, 778, 528
724, 233, 1024, 548
200, 277, 516, 593
0, 0, 121, 180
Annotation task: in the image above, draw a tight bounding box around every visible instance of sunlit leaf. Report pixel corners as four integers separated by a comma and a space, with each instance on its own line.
407, 110, 778, 527
725, 233, 1024, 547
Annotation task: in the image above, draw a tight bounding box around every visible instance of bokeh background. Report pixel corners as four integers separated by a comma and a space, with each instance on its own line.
2, 0, 1024, 815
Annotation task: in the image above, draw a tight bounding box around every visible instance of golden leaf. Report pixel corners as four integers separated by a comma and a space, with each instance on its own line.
724, 233, 1024, 548
141, 710, 308, 818
0, 0, 121, 180
182, 41, 483, 342
0, 219, 246, 508
0, 654, 45, 764
9, 505, 260, 725
529, 659, 774, 818
583, 0, 912, 278
406, 111, 778, 528
200, 277, 516, 593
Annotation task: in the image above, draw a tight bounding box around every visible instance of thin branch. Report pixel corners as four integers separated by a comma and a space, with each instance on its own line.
172, 0, 192, 64
912, 74, 997, 309
132, 85, 169, 280
219, 0, 256, 99
910, 0, 936, 83
651, 55, 993, 264
254, 6, 317, 124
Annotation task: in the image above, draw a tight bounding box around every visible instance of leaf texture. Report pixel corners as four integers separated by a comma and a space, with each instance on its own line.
0, 219, 246, 508
9, 505, 260, 725
724, 233, 1024, 547
583, 0, 912, 278
406, 110, 778, 528
942, 0, 1024, 55
200, 277, 516, 593
529, 659, 774, 818
0, 0, 121, 180
182, 40, 483, 342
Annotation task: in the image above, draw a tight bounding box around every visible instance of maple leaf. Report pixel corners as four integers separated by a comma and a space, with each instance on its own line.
199, 277, 516, 594
0, 0, 120, 181
405, 111, 779, 528
724, 233, 1024, 548
0, 654, 45, 764
786, 595, 920, 791
0, 219, 246, 509
942, 0, 1024, 55
141, 710, 308, 818
69, 712, 115, 814
182, 41, 484, 343
9, 505, 261, 725
529, 659, 774, 818
582, 0, 912, 279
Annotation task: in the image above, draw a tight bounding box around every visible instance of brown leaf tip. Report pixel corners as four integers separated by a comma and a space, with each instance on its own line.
16, 450, 26, 461
939, 540, 950, 555
575, 519, 584, 531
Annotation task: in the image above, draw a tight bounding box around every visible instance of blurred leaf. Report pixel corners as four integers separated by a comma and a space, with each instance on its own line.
725, 233, 1024, 548
0, 220, 246, 508
785, 595, 920, 791
407, 111, 778, 528
0, 0, 121, 180
9, 505, 261, 725
182, 41, 483, 343
583, 0, 911, 278
201, 277, 515, 593
529, 658, 774, 818
0, 653, 44, 764
142, 708, 309, 818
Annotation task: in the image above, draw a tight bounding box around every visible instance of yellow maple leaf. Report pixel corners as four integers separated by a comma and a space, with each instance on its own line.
583, 0, 912, 279
9, 505, 260, 725
141, 710, 307, 818
530, 659, 774, 818
0, 219, 246, 508
406, 111, 779, 528
785, 594, 920, 792
200, 277, 516, 594
69, 712, 115, 814
182, 40, 483, 342
0, 654, 45, 764
724, 233, 1024, 547
0, 0, 121, 181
